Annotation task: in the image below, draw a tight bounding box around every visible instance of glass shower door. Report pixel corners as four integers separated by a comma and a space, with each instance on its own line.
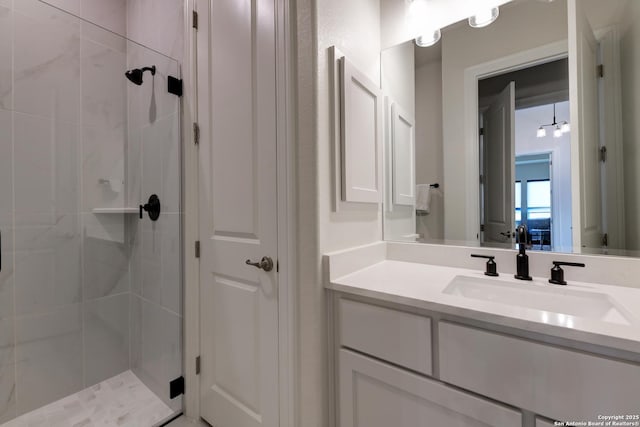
126, 40, 184, 422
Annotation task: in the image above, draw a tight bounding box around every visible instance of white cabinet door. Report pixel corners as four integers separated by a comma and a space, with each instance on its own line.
339, 299, 432, 376
340, 57, 383, 204
338, 349, 521, 427
439, 321, 640, 422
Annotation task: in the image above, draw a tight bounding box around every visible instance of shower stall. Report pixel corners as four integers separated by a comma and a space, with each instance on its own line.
0, 1, 183, 425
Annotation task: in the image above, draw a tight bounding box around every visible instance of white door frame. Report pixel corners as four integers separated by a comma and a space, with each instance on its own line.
182, 0, 297, 425
462, 40, 568, 242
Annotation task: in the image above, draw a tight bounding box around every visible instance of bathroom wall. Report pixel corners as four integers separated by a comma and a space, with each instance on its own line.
318, 0, 382, 255
0, 0, 183, 422
127, 0, 184, 62
0, 2, 14, 421
296, 0, 383, 425
415, 58, 445, 241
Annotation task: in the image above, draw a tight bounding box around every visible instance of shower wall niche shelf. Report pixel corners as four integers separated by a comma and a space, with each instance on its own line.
92, 208, 140, 214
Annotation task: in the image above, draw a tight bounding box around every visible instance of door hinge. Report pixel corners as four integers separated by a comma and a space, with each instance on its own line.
479, 127, 484, 136
480, 224, 485, 232
195, 356, 201, 375
167, 76, 183, 97
192, 10, 198, 29
600, 146, 607, 162
195, 241, 200, 258
193, 122, 200, 145
602, 233, 608, 247
479, 174, 484, 184
597, 64, 604, 78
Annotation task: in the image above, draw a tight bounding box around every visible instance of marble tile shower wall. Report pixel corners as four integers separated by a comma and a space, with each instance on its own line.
0, 0, 183, 423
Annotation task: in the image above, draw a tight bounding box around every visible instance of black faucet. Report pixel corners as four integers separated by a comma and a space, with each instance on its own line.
514, 224, 532, 281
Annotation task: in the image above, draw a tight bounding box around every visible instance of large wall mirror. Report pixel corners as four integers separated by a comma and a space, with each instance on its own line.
382, 0, 640, 257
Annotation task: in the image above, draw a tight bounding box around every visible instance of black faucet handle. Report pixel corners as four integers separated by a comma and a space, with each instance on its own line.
470, 254, 499, 277
549, 261, 586, 285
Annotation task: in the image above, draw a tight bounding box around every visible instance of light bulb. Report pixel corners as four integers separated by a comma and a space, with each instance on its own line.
408, 0, 429, 35
416, 29, 441, 47
469, 7, 499, 28
561, 121, 570, 133
553, 125, 562, 138
537, 127, 546, 138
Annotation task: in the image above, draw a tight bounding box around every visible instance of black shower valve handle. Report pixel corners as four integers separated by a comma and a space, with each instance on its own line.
139, 194, 161, 221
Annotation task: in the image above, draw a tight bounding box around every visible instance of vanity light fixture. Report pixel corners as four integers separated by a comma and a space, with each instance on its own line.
416, 29, 441, 47
408, 0, 441, 48
536, 103, 570, 139
468, 7, 499, 28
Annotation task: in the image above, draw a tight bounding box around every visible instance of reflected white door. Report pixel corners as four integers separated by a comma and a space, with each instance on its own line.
196, 0, 279, 426
483, 82, 516, 243
570, 0, 603, 250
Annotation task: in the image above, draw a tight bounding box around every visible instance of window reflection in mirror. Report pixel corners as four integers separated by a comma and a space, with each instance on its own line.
382, 0, 640, 257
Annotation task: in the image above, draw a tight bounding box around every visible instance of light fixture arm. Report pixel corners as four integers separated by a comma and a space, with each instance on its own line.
539, 104, 560, 128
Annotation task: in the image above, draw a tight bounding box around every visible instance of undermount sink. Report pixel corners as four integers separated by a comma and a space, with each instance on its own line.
443, 275, 636, 326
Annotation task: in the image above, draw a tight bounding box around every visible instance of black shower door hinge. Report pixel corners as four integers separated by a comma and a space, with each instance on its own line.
169, 376, 185, 399
168, 76, 183, 97
192, 10, 198, 29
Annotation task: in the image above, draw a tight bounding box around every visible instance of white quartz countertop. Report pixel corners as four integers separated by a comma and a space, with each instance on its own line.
327, 260, 640, 354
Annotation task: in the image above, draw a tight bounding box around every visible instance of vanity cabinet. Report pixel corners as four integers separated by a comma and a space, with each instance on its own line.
332, 294, 640, 427
439, 321, 640, 422
339, 299, 432, 375
338, 348, 522, 427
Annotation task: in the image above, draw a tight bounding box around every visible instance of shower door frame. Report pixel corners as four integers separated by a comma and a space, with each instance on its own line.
181, 0, 297, 425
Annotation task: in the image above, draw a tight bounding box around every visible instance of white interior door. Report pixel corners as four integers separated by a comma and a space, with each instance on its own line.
483, 82, 516, 244
570, 0, 603, 250
196, 0, 279, 426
